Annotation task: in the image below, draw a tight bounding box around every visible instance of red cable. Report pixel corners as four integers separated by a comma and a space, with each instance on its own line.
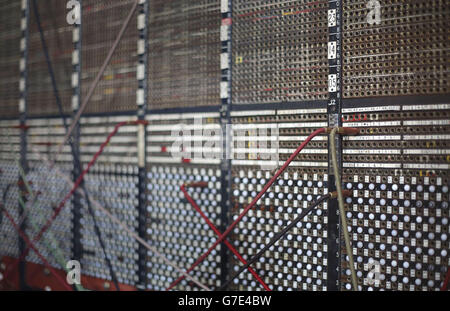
166, 127, 327, 290
181, 185, 271, 291
4, 120, 148, 281
441, 267, 450, 291
1, 205, 73, 291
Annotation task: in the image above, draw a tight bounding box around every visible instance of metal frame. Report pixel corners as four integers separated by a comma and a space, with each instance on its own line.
18, 0, 30, 290
71, 0, 83, 264
219, 0, 233, 288
326, 0, 343, 291
136, 0, 149, 290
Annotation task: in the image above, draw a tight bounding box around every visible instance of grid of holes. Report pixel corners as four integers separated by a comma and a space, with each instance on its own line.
24, 161, 74, 269
22, 118, 73, 269
27, 0, 73, 116
341, 169, 449, 291
341, 103, 450, 290
342, 108, 450, 165
0, 162, 20, 258
342, 0, 449, 98
0, 0, 21, 118
82, 0, 138, 114
232, 0, 328, 104
230, 167, 329, 291
147, 0, 220, 110
80, 164, 140, 285
146, 164, 222, 290
80, 116, 139, 166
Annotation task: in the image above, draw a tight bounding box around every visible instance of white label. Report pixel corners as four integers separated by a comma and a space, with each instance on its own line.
220, 53, 229, 70
328, 41, 337, 59
72, 50, 79, 65
137, 14, 145, 30
221, 0, 229, 13
220, 25, 229, 41
137, 64, 145, 80
220, 81, 229, 99
71, 73, 78, 87
137, 89, 145, 106
19, 99, 25, 113
328, 9, 337, 27
19, 78, 25, 91
328, 74, 337, 92
21, 18, 26, 31
137, 39, 145, 55
73, 28, 80, 43
71, 95, 79, 111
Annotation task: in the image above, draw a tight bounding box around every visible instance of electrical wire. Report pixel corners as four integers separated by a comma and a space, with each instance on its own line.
59, 0, 140, 156
441, 267, 450, 291
2, 135, 84, 290
30, 0, 119, 291
0, 203, 73, 291
219, 192, 342, 290
167, 127, 327, 290
6, 121, 147, 283
181, 183, 270, 291
330, 127, 358, 291
16, 165, 85, 291
27, 128, 212, 291
83, 192, 120, 290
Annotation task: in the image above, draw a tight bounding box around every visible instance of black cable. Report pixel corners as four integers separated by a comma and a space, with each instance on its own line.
219, 193, 332, 290
31, 0, 120, 291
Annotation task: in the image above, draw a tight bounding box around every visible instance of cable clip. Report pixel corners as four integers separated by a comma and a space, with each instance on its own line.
330, 190, 352, 199
325, 127, 360, 135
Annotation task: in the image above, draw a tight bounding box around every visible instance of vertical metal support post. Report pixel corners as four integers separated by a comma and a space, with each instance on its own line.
326, 0, 343, 291
18, 0, 30, 290
136, 0, 149, 290
219, 0, 232, 290
71, 0, 83, 263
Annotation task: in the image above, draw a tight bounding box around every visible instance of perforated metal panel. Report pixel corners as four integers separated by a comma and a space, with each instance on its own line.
0, 120, 21, 258
79, 116, 140, 285
0, 0, 449, 293
341, 103, 450, 291
148, 0, 221, 110
232, 0, 328, 104
80, 164, 140, 285
27, 0, 73, 116
0, 0, 21, 118
145, 113, 223, 290
146, 164, 222, 290
81, 0, 138, 114
24, 118, 74, 269
229, 108, 329, 290
342, 0, 449, 98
